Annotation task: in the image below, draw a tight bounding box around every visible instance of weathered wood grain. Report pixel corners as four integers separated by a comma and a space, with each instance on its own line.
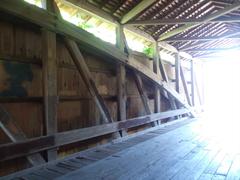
175, 52, 180, 93
0, 105, 45, 165
180, 66, 192, 106
0, 1, 195, 117
0, 109, 190, 161
117, 64, 128, 136
64, 39, 113, 123
42, 29, 58, 161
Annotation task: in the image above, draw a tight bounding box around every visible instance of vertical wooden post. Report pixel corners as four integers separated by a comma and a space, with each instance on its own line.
174, 52, 181, 118
116, 25, 128, 136
153, 87, 161, 124
200, 62, 205, 107
153, 42, 160, 75
116, 25, 125, 51
191, 60, 195, 106
42, 30, 58, 161
194, 72, 203, 106
180, 66, 191, 106
175, 52, 180, 93
42, 0, 61, 15
153, 42, 160, 125
117, 64, 128, 136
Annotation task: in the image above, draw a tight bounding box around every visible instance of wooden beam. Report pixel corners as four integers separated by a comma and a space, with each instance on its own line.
121, 0, 157, 24
117, 64, 128, 136
194, 72, 203, 106
64, 39, 113, 123
158, 42, 193, 60
158, 50, 178, 111
66, 0, 118, 24
0, 106, 45, 165
133, 72, 152, 115
46, 0, 61, 16
127, 16, 240, 26
116, 25, 128, 136
153, 42, 160, 75
175, 53, 180, 93
42, 29, 58, 161
184, 46, 240, 52
41, 0, 60, 15
178, 31, 240, 51
180, 67, 192, 106
61, 0, 156, 44
116, 25, 125, 51
0, 135, 54, 162
116, 24, 129, 53
133, 71, 158, 127
0, 109, 190, 162
153, 42, 161, 123
0, 1, 195, 117
158, 1, 240, 41
190, 61, 195, 106
0, 0, 128, 62
154, 88, 161, 114
164, 32, 240, 42
158, 48, 169, 83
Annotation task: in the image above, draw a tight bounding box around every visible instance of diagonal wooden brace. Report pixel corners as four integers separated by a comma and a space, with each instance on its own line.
133, 72, 157, 127
64, 38, 113, 124
0, 106, 45, 166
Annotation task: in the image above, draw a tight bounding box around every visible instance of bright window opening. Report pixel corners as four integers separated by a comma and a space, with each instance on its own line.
56, 0, 116, 45
24, 0, 44, 8
201, 50, 240, 153
124, 29, 154, 57
24, 0, 155, 57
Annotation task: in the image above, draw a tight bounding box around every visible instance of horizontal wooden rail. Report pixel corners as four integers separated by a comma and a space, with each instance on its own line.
0, 136, 54, 162
0, 109, 190, 162
0, 0, 195, 117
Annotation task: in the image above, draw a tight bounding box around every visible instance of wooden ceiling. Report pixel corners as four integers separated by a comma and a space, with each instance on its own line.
66, 0, 240, 58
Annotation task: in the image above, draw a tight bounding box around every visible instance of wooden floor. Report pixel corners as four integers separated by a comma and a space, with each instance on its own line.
3, 118, 240, 180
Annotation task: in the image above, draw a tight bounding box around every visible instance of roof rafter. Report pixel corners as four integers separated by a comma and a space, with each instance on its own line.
158, 1, 240, 41
126, 16, 240, 26
184, 46, 240, 52
121, 0, 157, 24
179, 31, 240, 50
175, 23, 228, 49
154, 0, 214, 38
165, 33, 240, 42
65, 0, 118, 24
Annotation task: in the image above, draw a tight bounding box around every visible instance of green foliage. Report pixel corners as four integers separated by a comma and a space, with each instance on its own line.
78, 22, 93, 30
75, 13, 94, 30
143, 46, 154, 58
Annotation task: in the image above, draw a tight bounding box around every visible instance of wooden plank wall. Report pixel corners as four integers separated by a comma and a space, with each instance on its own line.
0, 19, 191, 176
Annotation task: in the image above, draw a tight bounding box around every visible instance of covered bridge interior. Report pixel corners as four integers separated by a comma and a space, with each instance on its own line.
0, 0, 240, 179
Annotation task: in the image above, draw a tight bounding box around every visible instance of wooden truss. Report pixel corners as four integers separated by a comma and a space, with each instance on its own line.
0, 0, 198, 167
126, 16, 240, 26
